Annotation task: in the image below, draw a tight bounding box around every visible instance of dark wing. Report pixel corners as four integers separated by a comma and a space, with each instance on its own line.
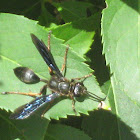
10, 93, 60, 119
31, 34, 63, 78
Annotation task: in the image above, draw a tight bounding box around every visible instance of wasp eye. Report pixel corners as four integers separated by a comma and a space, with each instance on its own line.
14, 67, 40, 84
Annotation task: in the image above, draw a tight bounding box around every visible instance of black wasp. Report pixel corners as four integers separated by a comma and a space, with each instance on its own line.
3, 32, 105, 119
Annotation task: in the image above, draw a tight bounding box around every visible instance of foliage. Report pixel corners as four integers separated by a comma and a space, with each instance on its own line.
0, 0, 139, 140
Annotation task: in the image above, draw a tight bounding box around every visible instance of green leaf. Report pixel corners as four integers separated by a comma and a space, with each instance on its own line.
45, 124, 91, 140
0, 13, 104, 120
53, 1, 93, 22
102, 0, 140, 139
52, 13, 100, 57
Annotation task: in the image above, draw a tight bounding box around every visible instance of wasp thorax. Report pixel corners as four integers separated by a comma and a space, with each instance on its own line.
58, 82, 70, 94
49, 75, 70, 94
14, 67, 40, 84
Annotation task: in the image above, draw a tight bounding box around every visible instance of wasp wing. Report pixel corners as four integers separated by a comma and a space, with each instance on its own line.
10, 93, 60, 119
31, 34, 63, 78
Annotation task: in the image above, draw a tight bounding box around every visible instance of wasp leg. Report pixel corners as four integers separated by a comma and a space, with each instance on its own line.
71, 72, 93, 81
47, 31, 53, 75
72, 99, 77, 115
2, 85, 48, 97
47, 31, 52, 51
47, 31, 53, 74
61, 45, 69, 77
69, 94, 77, 115
40, 84, 47, 95
2, 91, 42, 96
47, 31, 54, 75
61, 45, 69, 72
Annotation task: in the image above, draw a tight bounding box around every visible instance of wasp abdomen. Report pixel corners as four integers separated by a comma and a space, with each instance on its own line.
14, 67, 40, 84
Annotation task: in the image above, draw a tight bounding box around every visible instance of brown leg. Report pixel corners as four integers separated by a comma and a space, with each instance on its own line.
2, 84, 48, 97
40, 84, 47, 95
47, 31, 52, 51
61, 45, 69, 73
72, 99, 77, 115
47, 31, 54, 74
69, 94, 77, 115
2, 91, 42, 96
72, 72, 93, 81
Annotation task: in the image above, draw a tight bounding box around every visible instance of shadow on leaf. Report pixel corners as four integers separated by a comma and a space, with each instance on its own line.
82, 109, 138, 140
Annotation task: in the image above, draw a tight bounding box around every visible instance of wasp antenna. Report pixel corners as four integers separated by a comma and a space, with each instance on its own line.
87, 91, 106, 102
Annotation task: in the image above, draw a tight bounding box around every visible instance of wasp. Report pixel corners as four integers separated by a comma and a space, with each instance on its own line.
3, 32, 105, 119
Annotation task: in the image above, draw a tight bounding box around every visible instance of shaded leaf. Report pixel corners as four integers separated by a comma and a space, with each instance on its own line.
0, 0, 41, 20
38, 2, 58, 27
53, 1, 93, 22
0, 109, 49, 140
82, 110, 119, 140
46, 124, 91, 140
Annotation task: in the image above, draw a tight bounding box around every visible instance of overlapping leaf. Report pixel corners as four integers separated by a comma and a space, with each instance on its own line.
46, 124, 91, 140
102, 0, 140, 139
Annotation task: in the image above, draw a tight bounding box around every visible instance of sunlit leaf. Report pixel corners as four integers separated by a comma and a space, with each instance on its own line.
0, 13, 104, 120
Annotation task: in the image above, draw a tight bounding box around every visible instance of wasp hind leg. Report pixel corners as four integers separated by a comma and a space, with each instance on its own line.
2, 84, 48, 97
2, 91, 42, 96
